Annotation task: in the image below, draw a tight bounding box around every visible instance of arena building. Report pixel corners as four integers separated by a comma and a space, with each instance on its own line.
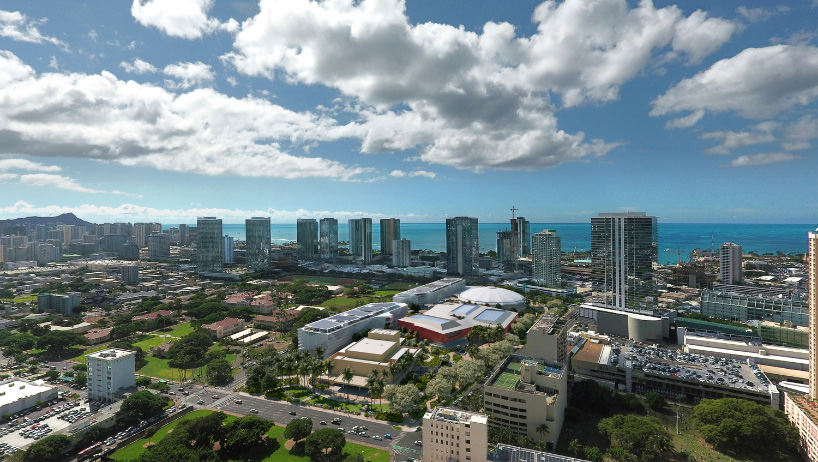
458, 286, 525, 310
397, 303, 517, 344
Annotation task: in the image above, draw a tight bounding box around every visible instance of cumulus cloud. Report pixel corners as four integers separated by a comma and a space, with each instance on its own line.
651, 45, 818, 124
783, 115, 818, 151
163, 61, 214, 89
725, 152, 801, 167
736, 6, 788, 23
224, 0, 734, 171
0, 173, 18, 182
131, 0, 238, 39
701, 122, 778, 154
0, 201, 421, 223
19, 173, 105, 193
0, 50, 367, 181
0, 158, 62, 172
388, 169, 435, 179
389, 170, 406, 178
120, 58, 158, 74
0, 9, 67, 49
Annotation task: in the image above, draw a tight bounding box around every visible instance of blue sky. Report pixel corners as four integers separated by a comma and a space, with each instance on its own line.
0, 0, 817, 224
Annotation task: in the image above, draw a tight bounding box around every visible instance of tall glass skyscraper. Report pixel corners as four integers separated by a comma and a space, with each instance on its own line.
379, 218, 401, 256
297, 219, 318, 261
246, 217, 271, 271
511, 217, 531, 257
319, 218, 338, 262
446, 217, 479, 277
196, 217, 223, 273
591, 212, 657, 310
532, 229, 561, 287
496, 230, 514, 271
348, 218, 372, 264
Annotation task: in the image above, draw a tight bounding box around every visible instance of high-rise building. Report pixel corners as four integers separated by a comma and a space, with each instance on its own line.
348, 218, 372, 264
423, 407, 488, 462
133, 223, 161, 248
809, 230, 818, 398
719, 242, 743, 284
319, 218, 338, 262
446, 217, 479, 277
223, 235, 234, 264
296, 219, 318, 261
196, 217, 223, 273
379, 218, 400, 255
179, 224, 189, 246
393, 239, 411, 267
147, 233, 170, 258
496, 230, 514, 271
246, 217, 271, 272
591, 212, 657, 310
121, 265, 139, 285
86, 348, 135, 403
511, 216, 531, 257
532, 230, 561, 287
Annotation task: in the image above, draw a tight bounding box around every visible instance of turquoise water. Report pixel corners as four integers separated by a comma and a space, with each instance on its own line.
168, 223, 816, 265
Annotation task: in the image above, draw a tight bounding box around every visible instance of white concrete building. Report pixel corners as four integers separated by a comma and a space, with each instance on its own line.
393, 278, 465, 306
532, 229, 561, 288
86, 348, 136, 403
719, 242, 743, 284
423, 407, 488, 462
297, 302, 408, 358
0, 380, 57, 417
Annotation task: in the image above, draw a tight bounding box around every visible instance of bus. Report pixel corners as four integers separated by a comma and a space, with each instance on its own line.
77, 442, 102, 461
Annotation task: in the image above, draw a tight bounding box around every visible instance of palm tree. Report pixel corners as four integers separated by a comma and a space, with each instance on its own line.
535, 423, 549, 442
365, 371, 378, 407
375, 376, 386, 411
342, 366, 355, 403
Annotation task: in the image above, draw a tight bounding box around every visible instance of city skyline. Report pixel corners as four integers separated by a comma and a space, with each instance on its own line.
1, 0, 817, 224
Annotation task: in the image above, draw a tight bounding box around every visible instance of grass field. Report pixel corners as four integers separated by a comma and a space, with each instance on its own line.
164, 322, 195, 338
132, 335, 172, 351
71, 345, 108, 364
112, 409, 388, 462
307, 395, 364, 414
381, 282, 420, 290
0, 295, 37, 303
279, 275, 356, 285
319, 297, 364, 309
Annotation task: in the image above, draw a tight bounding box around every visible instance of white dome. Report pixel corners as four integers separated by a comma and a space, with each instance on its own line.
458, 286, 524, 307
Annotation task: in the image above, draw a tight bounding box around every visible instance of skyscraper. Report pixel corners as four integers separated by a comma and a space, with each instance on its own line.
196, 217, 223, 273
809, 230, 818, 398
179, 224, 189, 246
223, 235, 234, 264
591, 212, 657, 310
511, 216, 531, 257
379, 218, 401, 256
147, 233, 170, 258
446, 217, 479, 277
719, 242, 743, 284
319, 218, 338, 262
246, 217, 271, 271
296, 219, 318, 261
532, 230, 561, 287
393, 239, 411, 267
348, 218, 372, 264
496, 230, 514, 271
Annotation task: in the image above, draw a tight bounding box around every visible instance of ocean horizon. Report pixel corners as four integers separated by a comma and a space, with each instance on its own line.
166, 222, 816, 266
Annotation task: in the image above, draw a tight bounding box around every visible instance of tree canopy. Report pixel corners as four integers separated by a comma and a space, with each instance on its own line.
304, 427, 346, 460
284, 417, 313, 443
37, 330, 86, 356
222, 415, 273, 452
597, 414, 673, 462
693, 398, 799, 460
21, 434, 70, 462
120, 390, 169, 420
206, 358, 233, 385
382, 383, 421, 414
167, 329, 213, 369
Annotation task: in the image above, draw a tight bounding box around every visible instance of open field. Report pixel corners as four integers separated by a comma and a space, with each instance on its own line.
111, 409, 388, 462
279, 275, 356, 285
132, 335, 172, 351
381, 282, 420, 291
0, 295, 37, 303
163, 322, 195, 338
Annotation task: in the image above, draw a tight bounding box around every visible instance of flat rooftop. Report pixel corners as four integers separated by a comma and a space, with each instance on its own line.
87, 348, 135, 360
488, 360, 563, 392
345, 338, 395, 355
0, 381, 53, 408
426, 407, 487, 425
394, 278, 463, 296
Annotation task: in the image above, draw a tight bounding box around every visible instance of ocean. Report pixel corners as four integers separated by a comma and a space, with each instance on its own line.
168, 223, 816, 266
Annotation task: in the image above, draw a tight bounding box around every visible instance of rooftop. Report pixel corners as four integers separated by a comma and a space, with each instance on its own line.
87, 348, 135, 360
0, 380, 53, 409
302, 302, 404, 333
394, 278, 463, 296
203, 317, 243, 330
426, 407, 488, 425
345, 338, 396, 355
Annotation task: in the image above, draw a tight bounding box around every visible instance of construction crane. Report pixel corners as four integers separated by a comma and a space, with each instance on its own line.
664, 249, 682, 266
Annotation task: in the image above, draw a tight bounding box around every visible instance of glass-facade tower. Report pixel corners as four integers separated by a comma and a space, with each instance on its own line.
246, 217, 271, 271
196, 217, 223, 273
379, 218, 401, 256
591, 212, 657, 310
348, 218, 372, 264
297, 219, 318, 261
511, 217, 531, 257
532, 230, 561, 287
446, 217, 479, 277
320, 218, 339, 262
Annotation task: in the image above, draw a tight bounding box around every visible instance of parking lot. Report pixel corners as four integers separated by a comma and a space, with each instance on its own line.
214, 395, 398, 449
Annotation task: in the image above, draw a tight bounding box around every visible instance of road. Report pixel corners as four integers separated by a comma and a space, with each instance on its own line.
210, 395, 400, 449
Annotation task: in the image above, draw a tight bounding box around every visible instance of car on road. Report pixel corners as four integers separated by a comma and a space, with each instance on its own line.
289, 411, 296, 415
250, 409, 258, 413
319, 420, 327, 425
384, 433, 392, 439
212, 395, 219, 399
414, 440, 423, 446
373, 435, 382, 441
235, 399, 242, 404
197, 400, 205, 405
332, 417, 342, 424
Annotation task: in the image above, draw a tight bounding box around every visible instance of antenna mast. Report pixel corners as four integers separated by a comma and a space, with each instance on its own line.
510, 205, 519, 220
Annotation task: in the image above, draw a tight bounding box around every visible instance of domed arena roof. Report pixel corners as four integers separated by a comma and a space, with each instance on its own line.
458, 286, 524, 308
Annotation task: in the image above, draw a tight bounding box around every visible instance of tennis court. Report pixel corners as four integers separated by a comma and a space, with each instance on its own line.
491, 361, 521, 391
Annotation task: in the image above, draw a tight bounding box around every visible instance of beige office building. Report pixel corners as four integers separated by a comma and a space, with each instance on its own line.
327, 329, 420, 385
423, 407, 488, 462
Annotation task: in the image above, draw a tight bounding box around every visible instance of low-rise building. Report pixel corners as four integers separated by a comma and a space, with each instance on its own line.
484, 355, 568, 450
84, 328, 112, 345
423, 407, 488, 462
392, 278, 465, 306
298, 302, 408, 358
37, 292, 80, 316
132, 310, 176, 322
0, 380, 57, 417
398, 303, 517, 344
203, 317, 246, 339
327, 329, 420, 386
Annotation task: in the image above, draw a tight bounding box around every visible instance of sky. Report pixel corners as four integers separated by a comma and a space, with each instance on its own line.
0, 0, 817, 224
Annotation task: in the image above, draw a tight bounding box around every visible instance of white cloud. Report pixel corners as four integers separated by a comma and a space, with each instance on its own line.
651, 45, 818, 124
665, 110, 704, 129
163, 61, 214, 89
119, 58, 158, 74
88, 29, 98, 42
223, 0, 734, 171
409, 170, 436, 178
389, 170, 406, 178
701, 122, 778, 154
736, 6, 788, 23
725, 152, 801, 167
19, 173, 105, 193
0, 50, 367, 181
0, 201, 419, 223
131, 0, 238, 39
48, 56, 58, 71
0, 10, 67, 49
0, 173, 18, 182
0, 158, 62, 172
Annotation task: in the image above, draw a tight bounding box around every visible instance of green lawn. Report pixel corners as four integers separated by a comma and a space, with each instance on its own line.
70, 345, 108, 364
132, 335, 172, 351
164, 322, 195, 338
112, 410, 388, 462
381, 282, 420, 291
138, 356, 182, 381
0, 295, 37, 303
319, 297, 363, 309
286, 386, 314, 400
373, 290, 401, 297
307, 395, 364, 414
